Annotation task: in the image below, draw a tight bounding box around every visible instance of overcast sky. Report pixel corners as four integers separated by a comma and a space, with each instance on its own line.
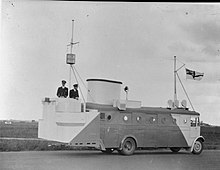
1, 2, 220, 126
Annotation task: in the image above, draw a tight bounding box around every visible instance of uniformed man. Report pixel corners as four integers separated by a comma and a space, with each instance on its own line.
57, 80, 68, 98
69, 84, 79, 100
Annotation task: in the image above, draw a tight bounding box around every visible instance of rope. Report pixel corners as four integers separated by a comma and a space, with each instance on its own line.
176, 72, 195, 111
72, 66, 88, 90
70, 65, 86, 105
176, 58, 185, 65
72, 65, 95, 102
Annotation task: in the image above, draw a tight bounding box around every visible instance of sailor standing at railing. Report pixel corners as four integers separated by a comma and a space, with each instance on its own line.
57, 80, 68, 98
69, 84, 79, 100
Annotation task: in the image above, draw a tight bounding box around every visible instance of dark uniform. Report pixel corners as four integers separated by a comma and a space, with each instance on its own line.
57, 87, 68, 98
57, 80, 68, 98
69, 84, 79, 99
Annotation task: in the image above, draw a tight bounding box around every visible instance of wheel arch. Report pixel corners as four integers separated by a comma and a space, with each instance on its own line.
119, 135, 138, 150
190, 136, 205, 152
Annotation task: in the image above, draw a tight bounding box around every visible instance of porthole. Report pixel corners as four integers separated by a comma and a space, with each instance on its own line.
184, 119, 187, 124
107, 115, 112, 121
136, 116, 141, 122
123, 115, 128, 121
161, 118, 166, 124
149, 117, 156, 123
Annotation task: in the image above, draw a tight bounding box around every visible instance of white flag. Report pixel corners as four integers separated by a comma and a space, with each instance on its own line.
186, 68, 204, 80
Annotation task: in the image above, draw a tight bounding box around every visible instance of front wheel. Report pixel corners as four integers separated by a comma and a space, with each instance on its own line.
119, 138, 136, 156
192, 140, 203, 154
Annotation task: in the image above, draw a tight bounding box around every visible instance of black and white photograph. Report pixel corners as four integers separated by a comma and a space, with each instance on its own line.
1, 1, 220, 170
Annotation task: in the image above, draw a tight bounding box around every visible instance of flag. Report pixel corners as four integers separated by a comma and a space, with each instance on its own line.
186, 68, 204, 80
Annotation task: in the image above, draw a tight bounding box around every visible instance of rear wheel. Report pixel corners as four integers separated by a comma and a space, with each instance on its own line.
192, 140, 203, 154
170, 147, 181, 153
119, 138, 136, 156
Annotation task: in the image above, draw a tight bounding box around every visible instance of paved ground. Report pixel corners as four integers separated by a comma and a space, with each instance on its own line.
1, 150, 220, 170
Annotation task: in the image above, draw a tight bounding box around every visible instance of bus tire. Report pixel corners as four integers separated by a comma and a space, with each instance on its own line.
170, 147, 181, 153
192, 140, 203, 155
120, 138, 136, 156
101, 148, 114, 154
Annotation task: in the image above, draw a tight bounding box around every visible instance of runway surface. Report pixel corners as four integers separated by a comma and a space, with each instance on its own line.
1, 150, 220, 170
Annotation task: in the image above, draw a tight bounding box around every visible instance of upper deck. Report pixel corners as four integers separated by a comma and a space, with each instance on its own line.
86, 102, 200, 116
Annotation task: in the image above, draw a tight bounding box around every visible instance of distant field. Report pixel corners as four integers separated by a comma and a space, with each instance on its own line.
0, 121, 38, 138
0, 121, 220, 151
201, 126, 220, 150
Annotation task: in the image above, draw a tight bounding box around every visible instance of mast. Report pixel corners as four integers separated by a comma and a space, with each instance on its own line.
69, 20, 74, 90
70, 20, 74, 54
174, 56, 177, 107
173, 56, 195, 111
66, 20, 86, 112
67, 20, 78, 90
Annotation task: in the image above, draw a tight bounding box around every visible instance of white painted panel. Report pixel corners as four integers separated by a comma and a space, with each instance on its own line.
87, 80, 121, 104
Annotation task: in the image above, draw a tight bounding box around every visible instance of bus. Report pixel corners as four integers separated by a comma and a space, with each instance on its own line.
38, 78, 204, 155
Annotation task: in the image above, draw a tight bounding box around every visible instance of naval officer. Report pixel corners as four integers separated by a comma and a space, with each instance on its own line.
57, 80, 68, 98
69, 84, 79, 100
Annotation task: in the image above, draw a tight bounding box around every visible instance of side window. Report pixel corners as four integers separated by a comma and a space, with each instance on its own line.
132, 113, 143, 124
190, 117, 197, 127
100, 112, 113, 122
136, 116, 142, 122
100, 113, 105, 120
159, 114, 176, 126
107, 114, 112, 121
120, 113, 132, 124
179, 115, 190, 127
197, 117, 200, 126
146, 114, 157, 125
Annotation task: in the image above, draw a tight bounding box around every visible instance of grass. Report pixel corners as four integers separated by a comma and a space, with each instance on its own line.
201, 126, 220, 150
0, 138, 51, 152
0, 138, 94, 152
0, 120, 220, 151
0, 121, 38, 138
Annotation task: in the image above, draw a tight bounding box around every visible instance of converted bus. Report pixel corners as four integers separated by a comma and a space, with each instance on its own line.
38, 78, 204, 155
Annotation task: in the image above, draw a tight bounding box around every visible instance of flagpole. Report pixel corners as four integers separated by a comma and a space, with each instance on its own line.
174, 56, 177, 107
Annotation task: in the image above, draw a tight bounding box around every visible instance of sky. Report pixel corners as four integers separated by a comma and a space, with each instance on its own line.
1, 1, 220, 126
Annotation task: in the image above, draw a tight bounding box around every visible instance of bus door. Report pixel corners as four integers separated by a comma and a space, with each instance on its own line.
144, 114, 158, 147
190, 116, 200, 138
101, 112, 119, 148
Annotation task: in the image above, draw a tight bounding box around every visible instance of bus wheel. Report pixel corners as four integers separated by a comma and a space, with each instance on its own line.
192, 140, 203, 155
120, 138, 136, 156
170, 147, 181, 153
101, 148, 114, 154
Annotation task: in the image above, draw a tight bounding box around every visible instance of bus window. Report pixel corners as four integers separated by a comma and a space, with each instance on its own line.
123, 115, 128, 121
179, 115, 190, 127
190, 117, 197, 127
159, 115, 176, 126
100, 113, 105, 120
146, 115, 157, 124
107, 115, 112, 121
197, 117, 200, 126
136, 116, 141, 122
173, 118, 177, 124
121, 113, 132, 124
